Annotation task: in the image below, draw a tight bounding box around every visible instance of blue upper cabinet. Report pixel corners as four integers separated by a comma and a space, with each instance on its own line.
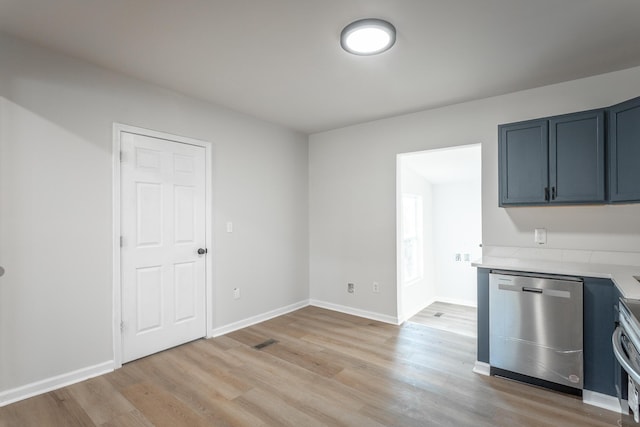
499, 110, 605, 206
499, 120, 548, 206
609, 96, 640, 203
549, 110, 606, 204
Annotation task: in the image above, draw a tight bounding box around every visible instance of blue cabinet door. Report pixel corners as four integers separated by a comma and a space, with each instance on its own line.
549, 110, 606, 204
499, 119, 548, 206
499, 110, 607, 206
609, 96, 640, 202
477, 268, 490, 364
583, 277, 617, 396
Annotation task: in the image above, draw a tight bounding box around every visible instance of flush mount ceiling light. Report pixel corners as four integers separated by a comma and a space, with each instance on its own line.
340, 18, 396, 56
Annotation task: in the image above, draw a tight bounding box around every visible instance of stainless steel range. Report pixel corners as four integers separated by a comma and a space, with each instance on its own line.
613, 298, 640, 425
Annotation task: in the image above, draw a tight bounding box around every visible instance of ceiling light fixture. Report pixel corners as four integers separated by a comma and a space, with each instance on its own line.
340, 18, 396, 56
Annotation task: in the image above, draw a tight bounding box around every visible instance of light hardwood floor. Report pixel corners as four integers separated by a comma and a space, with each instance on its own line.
408, 301, 477, 338
0, 306, 622, 426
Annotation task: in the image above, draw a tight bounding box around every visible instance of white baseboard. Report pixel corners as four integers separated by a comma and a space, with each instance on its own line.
473, 361, 491, 376
582, 390, 622, 413
471, 364, 619, 413
309, 299, 400, 325
210, 300, 309, 337
424, 297, 437, 308
398, 297, 436, 324
0, 360, 114, 407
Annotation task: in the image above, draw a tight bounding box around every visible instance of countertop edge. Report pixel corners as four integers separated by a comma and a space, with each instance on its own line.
472, 257, 640, 299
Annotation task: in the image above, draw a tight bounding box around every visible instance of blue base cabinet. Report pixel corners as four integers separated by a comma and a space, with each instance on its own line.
477, 268, 490, 364
583, 277, 618, 395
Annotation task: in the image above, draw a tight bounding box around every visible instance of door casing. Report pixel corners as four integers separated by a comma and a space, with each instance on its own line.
112, 123, 213, 368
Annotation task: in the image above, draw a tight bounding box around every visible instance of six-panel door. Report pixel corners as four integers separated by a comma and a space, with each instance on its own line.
120, 132, 207, 363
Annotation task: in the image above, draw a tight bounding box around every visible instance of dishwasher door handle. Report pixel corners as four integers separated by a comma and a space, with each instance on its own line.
522, 286, 543, 294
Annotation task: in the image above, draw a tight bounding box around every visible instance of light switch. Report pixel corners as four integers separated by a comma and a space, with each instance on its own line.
226, 222, 233, 233
534, 228, 547, 245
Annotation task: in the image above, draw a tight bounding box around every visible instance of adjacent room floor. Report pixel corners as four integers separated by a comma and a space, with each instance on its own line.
0, 305, 621, 426
408, 301, 477, 338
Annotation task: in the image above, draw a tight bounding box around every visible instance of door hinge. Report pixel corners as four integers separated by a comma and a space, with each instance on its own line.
120, 151, 126, 163
120, 321, 125, 332
120, 236, 124, 247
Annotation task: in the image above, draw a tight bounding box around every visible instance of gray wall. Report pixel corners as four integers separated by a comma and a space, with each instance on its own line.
309, 66, 640, 320
432, 181, 481, 306
0, 34, 309, 393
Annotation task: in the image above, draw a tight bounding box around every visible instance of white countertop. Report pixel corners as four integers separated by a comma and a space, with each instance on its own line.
472, 256, 640, 299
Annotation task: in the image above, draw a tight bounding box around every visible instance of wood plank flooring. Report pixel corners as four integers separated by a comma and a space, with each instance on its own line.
0, 306, 622, 426
408, 301, 477, 338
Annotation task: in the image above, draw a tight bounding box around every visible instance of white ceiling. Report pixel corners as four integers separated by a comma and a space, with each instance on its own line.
402, 145, 481, 184
2, 0, 640, 134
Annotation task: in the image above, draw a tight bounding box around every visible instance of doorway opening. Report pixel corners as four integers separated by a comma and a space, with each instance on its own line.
396, 144, 481, 329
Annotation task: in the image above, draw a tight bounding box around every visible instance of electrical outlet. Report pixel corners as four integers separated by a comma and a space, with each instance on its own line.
233, 287, 240, 299
535, 228, 547, 245
348, 283, 354, 293
372, 282, 380, 293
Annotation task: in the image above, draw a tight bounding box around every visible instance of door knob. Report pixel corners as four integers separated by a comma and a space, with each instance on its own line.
0, 266, 4, 277
197, 248, 207, 255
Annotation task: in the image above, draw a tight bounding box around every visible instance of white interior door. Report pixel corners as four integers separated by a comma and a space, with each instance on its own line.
120, 131, 206, 363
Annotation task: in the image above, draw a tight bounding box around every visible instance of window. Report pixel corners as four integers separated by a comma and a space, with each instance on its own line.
402, 194, 423, 284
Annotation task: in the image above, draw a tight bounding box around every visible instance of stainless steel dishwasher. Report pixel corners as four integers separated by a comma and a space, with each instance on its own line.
489, 270, 584, 390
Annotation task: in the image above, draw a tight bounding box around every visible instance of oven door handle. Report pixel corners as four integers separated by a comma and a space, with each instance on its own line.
613, 326, 640, 385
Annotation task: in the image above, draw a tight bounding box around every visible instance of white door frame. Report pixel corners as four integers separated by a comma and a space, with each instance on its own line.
112, 123, 214, 368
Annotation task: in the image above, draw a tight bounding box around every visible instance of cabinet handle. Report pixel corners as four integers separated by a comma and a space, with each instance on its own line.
552, 187, 556, 200
544, 187, 549, 201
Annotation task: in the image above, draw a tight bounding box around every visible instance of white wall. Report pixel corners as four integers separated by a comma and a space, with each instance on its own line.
309, 65, 640, 320
432, 181, 481, 306
398, 165, 435, 321
0, 34, 308, 396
